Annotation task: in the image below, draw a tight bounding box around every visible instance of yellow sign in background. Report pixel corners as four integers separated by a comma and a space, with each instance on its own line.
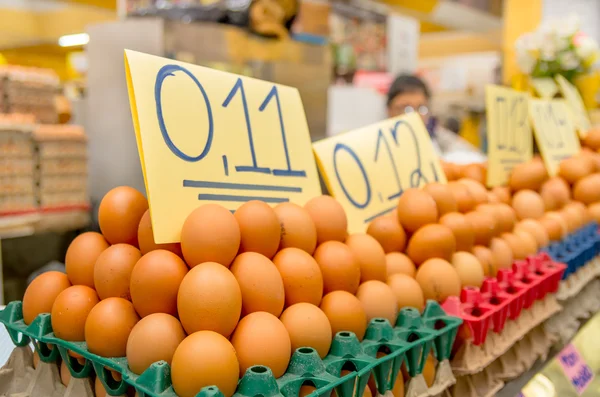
312, 113, 446, 233
125, 50, 321, 243
529, 98, 580, 176
530, 77, 559, 99
556, 74, 592, 138
485, 85, 533, 187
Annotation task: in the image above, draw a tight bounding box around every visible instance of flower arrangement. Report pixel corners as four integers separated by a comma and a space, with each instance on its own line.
515, 15, 599, 81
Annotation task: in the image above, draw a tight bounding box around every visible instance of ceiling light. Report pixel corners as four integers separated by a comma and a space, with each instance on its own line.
58, 33, 89, 47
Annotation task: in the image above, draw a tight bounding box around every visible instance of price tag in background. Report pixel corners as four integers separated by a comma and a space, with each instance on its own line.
125, 50, 321, 243
556, 74, 592, 138
312, 113, 446, 233
529, 98, 581, 177
485, 85, 533, 187
557, 344, 594, 395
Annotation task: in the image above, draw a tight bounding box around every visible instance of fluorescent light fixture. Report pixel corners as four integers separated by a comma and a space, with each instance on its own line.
58, 33, 89, 47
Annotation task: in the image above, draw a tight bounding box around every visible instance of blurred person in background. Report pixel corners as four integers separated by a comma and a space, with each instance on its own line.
386, 74, 485, 162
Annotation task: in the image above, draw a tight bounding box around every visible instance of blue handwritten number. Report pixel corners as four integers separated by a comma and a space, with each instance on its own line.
155, 64, 214, 162
259, 86, 306, 177
374, 129, 402, 200
334, 143, 371, 209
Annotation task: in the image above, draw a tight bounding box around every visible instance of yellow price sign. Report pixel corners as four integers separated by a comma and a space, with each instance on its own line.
485, 85, 533, 187
529, 98, 581, 176
125, 50, 321, 243
556, 74, 592, 138
312, 113, 446, 233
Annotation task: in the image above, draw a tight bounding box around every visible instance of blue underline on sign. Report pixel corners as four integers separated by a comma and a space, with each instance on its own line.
363, 206, 396, 223
183, 180, 302, 192
198, 194, 289, 203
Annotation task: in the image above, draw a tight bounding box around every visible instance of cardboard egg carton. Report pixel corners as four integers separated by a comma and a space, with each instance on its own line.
38, 176, 88, 195
37, 159, 87, 176
0, 176, 35, 196
405, 360, 456, 397
556, 258, 600, 301
0, 158, 35, 177
39, 191, 89, 210
0, 194, 37, 215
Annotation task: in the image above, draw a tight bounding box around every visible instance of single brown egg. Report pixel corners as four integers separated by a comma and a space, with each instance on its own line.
98, 186, 148, 246
489, 238, 513, 273
540, 177, 571, 210
356, 281, 398, 325
366, 215, 407, 253
346, 233, 387, 282
304, 195, 348, 244
313, 241, 360, 294
441, 161, 460, 181
130, 250, 188, 317
491, 186, 511, 204
415, 259, 461, 302
274, 202, 317, 254
496, 203, 517, 232
387, 274, 425, 311
94, 244, 141, 301
230, 312, 291, 378
581, 148, 600, 171
273, 248, 323, 307
385, 252, 416, 278
280, 303, 332, 358
171, 331, 239, 397
464, 211, 497, 246
539, 215, 566, 241
439, 212, 475, 251
451, 252, 484, 288
501, 233, 530, 260
568, 201, 591, 224
137, 210, 182, 256
583, 127, 600, 150
472, 245, 496, 277
461, 164, 486, 185
230, 252, 285, 317
234, 200, 281, 259
320, 291, 367, 341
447, 182, 476, 213
423, 355, 437, 387
396, 189, 438, 233
51, 285, 99, 341
512, 190, 545, 220
23, 271, 71, 325
299, 385, 317, 397
558, 157, 594, 184
85, 297, 139, 357
177, 262, 242, 337
588, 202, 600, 223
458, 179, 488, 205
126, 313, 186, 374
94, 377, 129, 397
508, 160, 548, 192
515, 220, 549, 248
573, 173, 600, 204
423, 183, 458, 216
406, 224, 456, 265
514, 229, 538, 256
544, 212, 569, 238
65, 232, 109, 288
60, 360, 70, 386
180, 204, 240, 268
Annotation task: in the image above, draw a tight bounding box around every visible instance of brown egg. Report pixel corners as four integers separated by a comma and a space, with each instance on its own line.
366, 215, 407, 253
391, 372, 405, 397
65, 232, 109, 288
539, 215, 566, 241
573, 173, 600, 204
32, 350, 39, 369
515, 220, 549, 248
491, 186, 511, 204
540, 177, 571, 210
458, 179, 488, 205
581, 148, 600, 171
230, 312, 291, 378
274, 202, 317, 254
447, 182, 476, 213
441, 161, 460, 181
501, 233, 529, 260
98, 186, 148, 246
345, 233, 386, 282
51, 286, 99, 341
234, 201, 281, 259
85, 297, 139, 357
472, 245, 496, 277
558, 157, 594, 184
299, 386, 317, 397
450, 252, 484, 288
130, 250, 188, 317
313, 241, 360, 294
588, 202, 600, 223
544, 212, 569, 238
461, 164, 486, 184
568, 201, 591, 224
60, 360, 70, 386
406, 224, 456, 265
304, 195, 348, 244
559, 207, 581, 232
489, 238, 513, 273
230, 252, 285, 317
512, 190, 545, 220
508, 160, 548, 192
180, 204, 240, 268
23, 271, 71, 325
514, 230, 538, 256
496, 203, 517, 232
320, 291, 367, 341
177, 262, 242, 337
280, 303, 332, 358
385, 252, 416, 278
396, 189, 438, 233
126, 313, 186, 374
137, 210, 182, 256
415, 259, 461, 302
423, 355, 436, 387
272, 248, 323, 307
387, 274, 425, 311
583, 127, 600, 149
423, 183, 458, 216
356, 281, 398, 325
439, 212, 475, 251
171, 331, 239, 397
464, 211, 497, 246
94, 244, 141, 301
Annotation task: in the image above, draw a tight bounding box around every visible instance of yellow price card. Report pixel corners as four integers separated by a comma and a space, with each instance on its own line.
530, 77, 559, 99
124, 50, 321, 243
485, 85, 533, 187
312, 113, 446, 233
529, 98, 580, 176
556, 74, 592, 138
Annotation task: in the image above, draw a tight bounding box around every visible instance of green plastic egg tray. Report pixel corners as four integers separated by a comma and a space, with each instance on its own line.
0, 300, 461, 397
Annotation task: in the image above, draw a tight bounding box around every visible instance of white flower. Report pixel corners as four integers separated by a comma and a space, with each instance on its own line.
559, 51, 580, 70
556, 14, 580, 38
575, 35, 598, 60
